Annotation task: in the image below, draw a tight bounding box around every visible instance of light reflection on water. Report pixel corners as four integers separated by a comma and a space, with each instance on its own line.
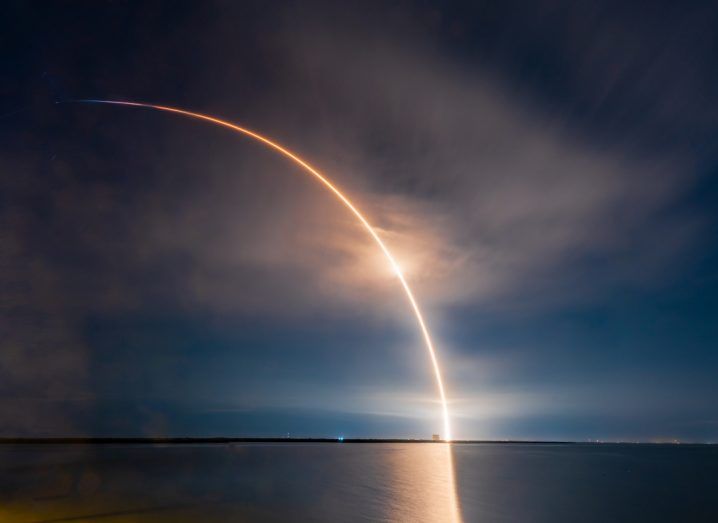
384, 443, 462, 523
0, 443, 463, 523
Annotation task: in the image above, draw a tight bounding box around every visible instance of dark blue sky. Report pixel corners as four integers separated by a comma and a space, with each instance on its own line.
2, 0, 717, 441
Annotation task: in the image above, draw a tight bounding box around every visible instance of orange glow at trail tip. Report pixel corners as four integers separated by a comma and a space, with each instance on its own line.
70, 99, 453, 441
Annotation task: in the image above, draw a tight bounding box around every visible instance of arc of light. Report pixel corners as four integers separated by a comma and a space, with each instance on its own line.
65, 99, 452, 441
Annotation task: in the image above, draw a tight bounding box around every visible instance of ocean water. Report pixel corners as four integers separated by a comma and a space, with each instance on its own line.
0, 443, 716, 522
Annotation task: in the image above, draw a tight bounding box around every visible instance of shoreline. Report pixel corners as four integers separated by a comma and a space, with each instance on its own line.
0, 437, 712, 446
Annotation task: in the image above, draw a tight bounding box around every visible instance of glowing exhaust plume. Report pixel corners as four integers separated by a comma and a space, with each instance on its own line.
64, 99, 452, 441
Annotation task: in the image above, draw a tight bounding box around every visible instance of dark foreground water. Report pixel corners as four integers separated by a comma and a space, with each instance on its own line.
1, 443, 716, 522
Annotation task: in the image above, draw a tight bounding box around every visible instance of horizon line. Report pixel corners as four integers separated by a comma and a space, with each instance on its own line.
0, 437, 712, 445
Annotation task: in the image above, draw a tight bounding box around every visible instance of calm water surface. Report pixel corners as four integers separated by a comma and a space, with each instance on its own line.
1, 443, 716, 522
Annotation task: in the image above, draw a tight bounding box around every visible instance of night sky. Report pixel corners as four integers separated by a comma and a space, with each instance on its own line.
2, 1, 717, 441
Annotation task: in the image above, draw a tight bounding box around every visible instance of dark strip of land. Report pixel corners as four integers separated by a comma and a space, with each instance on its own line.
0, 438, 711, 445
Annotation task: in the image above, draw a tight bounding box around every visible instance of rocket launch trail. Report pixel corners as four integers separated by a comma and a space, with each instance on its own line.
63, 99, 452, 441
